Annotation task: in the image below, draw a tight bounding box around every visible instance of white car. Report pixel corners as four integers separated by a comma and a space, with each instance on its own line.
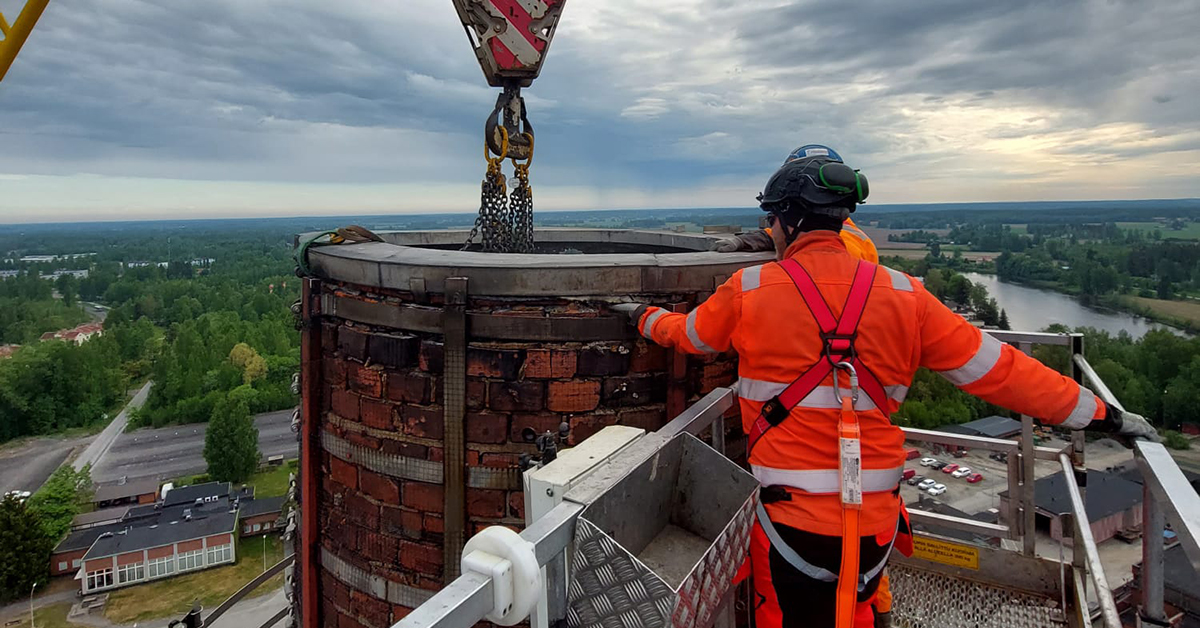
917, 478, 937, 490
951, 467, 972, 478
927, 484, 947, 496
919, 457, 938, 467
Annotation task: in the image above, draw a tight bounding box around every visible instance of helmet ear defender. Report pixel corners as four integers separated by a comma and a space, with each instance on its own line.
817, 163, 869, 203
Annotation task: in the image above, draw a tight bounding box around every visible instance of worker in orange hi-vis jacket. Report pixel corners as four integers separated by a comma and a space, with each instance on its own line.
612, 147, 1160, 628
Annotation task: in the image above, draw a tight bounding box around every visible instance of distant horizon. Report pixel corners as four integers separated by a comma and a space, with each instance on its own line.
2, 197, 1198, 228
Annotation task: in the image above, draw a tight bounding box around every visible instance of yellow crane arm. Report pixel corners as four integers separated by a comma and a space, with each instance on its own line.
0, 0, 50, 82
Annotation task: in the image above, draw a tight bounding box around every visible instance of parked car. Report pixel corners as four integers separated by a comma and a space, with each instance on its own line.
918, 479, 937, 490
931, 461, 948, 470
966, 473, 984, 484
902, 469, 917, 481
919, 457, 938, 467
942, 463, 960, 474
927, 484, 947, 496
952, 467, 972, 478
907, 475, 926, 486
951, 449, 968, 458
989, 452, 1009, 463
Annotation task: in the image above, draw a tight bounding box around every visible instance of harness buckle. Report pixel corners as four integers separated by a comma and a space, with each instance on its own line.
832, 361, 860, 406
760, 396, 790, 426
760, 485, 792, 504
820, 331, 857, 363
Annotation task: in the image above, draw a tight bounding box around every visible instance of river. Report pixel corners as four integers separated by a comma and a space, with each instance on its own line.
961, 272, 1184, 339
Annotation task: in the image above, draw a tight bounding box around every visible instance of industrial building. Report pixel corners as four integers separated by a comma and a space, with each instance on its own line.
92, 477, 159, 509
1000, 469, 1144, 544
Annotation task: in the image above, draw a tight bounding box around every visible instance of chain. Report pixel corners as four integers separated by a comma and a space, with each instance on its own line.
463, 126, 536, 253
508, 133, 535, 253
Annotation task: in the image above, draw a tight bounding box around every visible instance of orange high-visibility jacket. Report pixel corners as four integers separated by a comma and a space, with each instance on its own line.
765, 217, 877, 262
638, 231, 1105, 537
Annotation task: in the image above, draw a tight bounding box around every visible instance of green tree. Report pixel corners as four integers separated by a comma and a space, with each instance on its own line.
204, 394, 260, 483
26, 466, 92, 542
998, 309, 1011, 330
0, 496, 54, 604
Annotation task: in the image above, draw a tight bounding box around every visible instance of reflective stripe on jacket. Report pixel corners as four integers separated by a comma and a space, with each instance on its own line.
637, 231, 1106, 536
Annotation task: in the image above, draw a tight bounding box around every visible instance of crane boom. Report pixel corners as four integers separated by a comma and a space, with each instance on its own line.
0, 0, 50, 82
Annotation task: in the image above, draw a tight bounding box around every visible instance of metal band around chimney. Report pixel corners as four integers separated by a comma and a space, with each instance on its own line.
320, 431, 519, 490
442, 277, 468, 583
320, 547, 433, 608
316, 292, 635, 342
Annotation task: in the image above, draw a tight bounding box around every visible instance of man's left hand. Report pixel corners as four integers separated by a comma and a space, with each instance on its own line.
610, 303, 649, 326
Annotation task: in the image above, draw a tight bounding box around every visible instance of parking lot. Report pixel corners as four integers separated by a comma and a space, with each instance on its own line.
900, 433, 1137, 518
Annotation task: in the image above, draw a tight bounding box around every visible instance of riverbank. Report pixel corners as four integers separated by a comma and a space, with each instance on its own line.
974, 270, 1198, 334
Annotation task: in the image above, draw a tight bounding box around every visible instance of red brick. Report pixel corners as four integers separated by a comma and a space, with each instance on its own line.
330, 456, 358, 490
368, 333, 418, 368
360, 469, 400, 503
338, 326, 369, 360
467, 488, 506, 518
602, 375, 666, 406
466, 411, 509, 444
350, 363, 384, 398
466, 379, 486, 410
508, 492, 526, 520
524, 349, 577, 379
418, 341, 444, 373
387, 371, 430, 404
577, 347, 630, 377
618, 407, 665, 431
403, 482, 444, 513
481, 452, 520, 466
510, 413, 563, 442
402, 405, 443, 439
332, 389, 360, 421
380, 506, 423, 539
423, 514, 444, 534
380, 439, 428, 459
392, 606, 413, 623
487, 380, 544, 412
629, 342, 667, 373
359, 529, 399, 559
467, 347, 523, 379
322, 324, 339, 356
337, 611, 367, 628
465, 449, 481, 466
343, 493, 380, 528
323, 571, 352, 610
399, 541, 443, 574
345, 430, 380, 450
324, 359, 347, 388
351, 589, 392, 627
427, 447, 443, 463
569, 412, 618, 444
547, 380, 600, 412
360, 398, 393, 430
699, 361, 736, 393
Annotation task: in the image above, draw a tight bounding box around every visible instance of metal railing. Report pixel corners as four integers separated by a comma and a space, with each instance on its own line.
391, 328, 1200, 628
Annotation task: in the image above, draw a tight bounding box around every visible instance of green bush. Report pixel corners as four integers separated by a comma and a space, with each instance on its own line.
1163, 430, 1192, 450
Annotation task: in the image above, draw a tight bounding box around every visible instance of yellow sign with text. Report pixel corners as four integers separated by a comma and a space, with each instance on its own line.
911, 537, 980, 570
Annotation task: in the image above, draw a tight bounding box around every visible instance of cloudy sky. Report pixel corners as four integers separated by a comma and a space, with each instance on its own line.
1, 0, 1198, 223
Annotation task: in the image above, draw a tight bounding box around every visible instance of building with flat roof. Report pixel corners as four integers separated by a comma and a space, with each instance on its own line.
80, 507, 237, 594
239, 496, 286, 536
1000, 469, 1143, 544
162, 481, 231, 507
93, 477, 159, 508
71, 507, 131, 531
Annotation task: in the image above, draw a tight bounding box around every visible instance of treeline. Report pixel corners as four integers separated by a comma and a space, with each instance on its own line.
0, 466, 91, 602
0, 273, 89, 344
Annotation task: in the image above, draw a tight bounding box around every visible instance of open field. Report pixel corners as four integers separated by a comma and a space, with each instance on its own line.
1117, 221, 1200, 240
104, 535, 285, 624
1125, 296, 1200, 326
4, 603, 77, 628
878, 248, 929, 260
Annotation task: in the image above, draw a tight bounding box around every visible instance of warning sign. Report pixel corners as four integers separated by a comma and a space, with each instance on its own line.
911, 537, 980, 570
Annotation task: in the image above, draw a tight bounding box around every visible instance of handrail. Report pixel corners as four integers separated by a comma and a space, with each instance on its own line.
1059, 453, 1121, 628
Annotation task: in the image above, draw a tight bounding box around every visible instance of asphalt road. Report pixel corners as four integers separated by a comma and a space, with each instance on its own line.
91, 409, 298, 484
73, 381, 153, 472
0, 435, 88, 495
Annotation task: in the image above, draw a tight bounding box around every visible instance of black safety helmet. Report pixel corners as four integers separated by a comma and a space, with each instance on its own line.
757, 145, 869, 226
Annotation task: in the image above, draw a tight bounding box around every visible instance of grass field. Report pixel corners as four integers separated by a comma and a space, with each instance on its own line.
878, 248, 929, 260
6, 602, 78, 628
104, 535, 285, 624
171, 459, 296, 498
1125, 296, 1200, 326
1117, 221, 1200, 240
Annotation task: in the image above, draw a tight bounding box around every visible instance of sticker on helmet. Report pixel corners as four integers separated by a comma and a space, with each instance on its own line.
804, 148, 829, 157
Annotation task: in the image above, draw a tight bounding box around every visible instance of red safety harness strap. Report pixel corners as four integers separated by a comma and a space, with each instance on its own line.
747, 260, 886, 454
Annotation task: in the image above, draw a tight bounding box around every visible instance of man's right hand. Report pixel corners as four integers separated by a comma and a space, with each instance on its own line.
711, 229, 774, 253
1086, 406, 1161, 447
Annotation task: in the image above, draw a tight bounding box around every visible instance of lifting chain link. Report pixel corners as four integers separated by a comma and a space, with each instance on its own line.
463, 96, 536, 253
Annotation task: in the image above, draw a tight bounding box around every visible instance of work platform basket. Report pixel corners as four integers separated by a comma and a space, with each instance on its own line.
566, 433, 758, 628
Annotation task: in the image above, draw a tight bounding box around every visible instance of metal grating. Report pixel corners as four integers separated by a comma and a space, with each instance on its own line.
321, 430, 521, 489
889, 563, 1067, 628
